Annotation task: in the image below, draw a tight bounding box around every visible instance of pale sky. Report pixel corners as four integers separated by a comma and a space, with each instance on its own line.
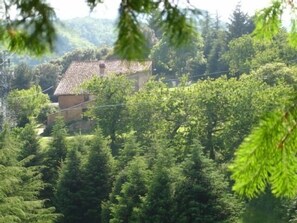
49, 0, 273, 21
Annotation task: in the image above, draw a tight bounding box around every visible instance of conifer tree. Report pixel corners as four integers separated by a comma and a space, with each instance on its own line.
11, 62, 34, 90
151, 34, 206, 78
0, 126, 57, 223
41, 117, 68, 205
206, 31, 228, 76
230, 103, 297, 198
80, 129, 114, 223
200, 11, 214, 59
227, 3, 254, 41
55, 147, 83, 223
191, 12, 229, 77
174, 141, 242, 223
108, 157, 150, 223
140, 151, 174, 223
18, 122, 41, 167
68, 134, 90, 157
117, 133, 142, 170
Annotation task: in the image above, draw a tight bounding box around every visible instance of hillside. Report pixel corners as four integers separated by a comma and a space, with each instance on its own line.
54, 17, 116, 55
11, 17, 117, 66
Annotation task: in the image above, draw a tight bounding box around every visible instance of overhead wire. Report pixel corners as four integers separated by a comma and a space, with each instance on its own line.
5, 56, 297, 101
6, 85, 54, 99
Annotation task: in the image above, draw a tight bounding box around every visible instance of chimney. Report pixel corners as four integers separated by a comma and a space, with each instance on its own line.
99, 62, 106, 76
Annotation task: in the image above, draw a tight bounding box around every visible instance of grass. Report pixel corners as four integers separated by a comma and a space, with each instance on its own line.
39, 135, 94, 150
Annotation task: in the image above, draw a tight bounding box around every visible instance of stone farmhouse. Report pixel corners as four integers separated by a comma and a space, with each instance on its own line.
48, 60, 152, 125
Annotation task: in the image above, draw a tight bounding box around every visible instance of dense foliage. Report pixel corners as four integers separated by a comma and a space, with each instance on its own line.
0, 126, 57, 222
2, 65, 297, 222
2, 2, 297, 222
7, 86, 50, 127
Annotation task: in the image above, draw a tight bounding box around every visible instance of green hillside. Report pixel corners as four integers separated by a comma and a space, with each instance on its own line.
62, 17, 116, 47
54, 24, 96, 55
10, 17, 116, 65
54, 17, 116, 56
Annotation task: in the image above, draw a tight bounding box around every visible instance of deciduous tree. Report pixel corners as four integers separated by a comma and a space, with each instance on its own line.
151, 34, 206, 78
84, 75, 133, 155
7, 85, 50, 127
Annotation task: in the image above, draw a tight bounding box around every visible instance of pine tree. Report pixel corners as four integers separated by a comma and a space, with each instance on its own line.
0, 126, 57, 223
230, 103, 297, 198
41, 117, 68, 205
117, 133, 142, 170
140, 151, 174, 223
108, 157, 150, 223
18, 122, 41, 167
174, 141, 243, 223
80, 129, 114, 223
55, 147, 84, 223
206, 30, 228, 76
227, 3, 254, 41
200, 13, 228, 76
200, 11, 214, 59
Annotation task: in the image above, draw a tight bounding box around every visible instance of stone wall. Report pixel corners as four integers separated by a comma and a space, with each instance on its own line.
47, 98, 94, 125
128, 71, 151, 90
58, 95, 85, 109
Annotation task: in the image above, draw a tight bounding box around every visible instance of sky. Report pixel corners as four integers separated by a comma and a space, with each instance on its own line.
49, 0, 272, 21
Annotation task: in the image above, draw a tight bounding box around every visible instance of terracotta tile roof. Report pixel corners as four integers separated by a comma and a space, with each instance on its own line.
54, 60, 152, 96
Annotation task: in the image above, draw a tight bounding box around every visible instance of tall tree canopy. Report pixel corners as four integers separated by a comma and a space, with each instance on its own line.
151, 34, 206, 78
227, 3, 254, 41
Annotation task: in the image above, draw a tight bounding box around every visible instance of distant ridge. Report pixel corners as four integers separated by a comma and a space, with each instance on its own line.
54, 17, 116, 56
10, 17, 117, 66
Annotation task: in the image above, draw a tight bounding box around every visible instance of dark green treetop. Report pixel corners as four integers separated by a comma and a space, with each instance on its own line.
174, 141, 243, 223
55, 147, 84, 223
41, 117, 68, 204
227, 3, 254, 41
80, 129, 114, 223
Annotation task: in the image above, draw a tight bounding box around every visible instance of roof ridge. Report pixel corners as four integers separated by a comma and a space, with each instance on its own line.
54, 60, 152, 96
